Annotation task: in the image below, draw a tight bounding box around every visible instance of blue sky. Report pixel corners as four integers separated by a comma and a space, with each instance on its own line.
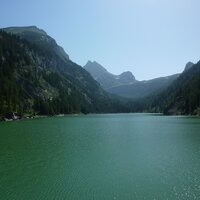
1, 0, 200, 80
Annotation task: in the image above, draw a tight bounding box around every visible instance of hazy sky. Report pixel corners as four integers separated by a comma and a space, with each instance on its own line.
1, 0, 200, 80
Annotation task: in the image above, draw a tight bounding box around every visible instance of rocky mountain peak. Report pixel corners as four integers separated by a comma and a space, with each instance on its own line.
184, 61, 194, 71
119, 71, 136, 81
84, 61, 108, 77
84, 61, 136, 89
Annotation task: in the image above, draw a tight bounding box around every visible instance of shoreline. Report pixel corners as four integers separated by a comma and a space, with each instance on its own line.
0, 112, 86, 122
1, 112, 200, 123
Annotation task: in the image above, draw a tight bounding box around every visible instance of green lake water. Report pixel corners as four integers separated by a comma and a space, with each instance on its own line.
0, 114, 200, 200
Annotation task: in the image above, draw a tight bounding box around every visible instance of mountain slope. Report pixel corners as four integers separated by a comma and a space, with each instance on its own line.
84, 60, 179, 99
150, 61, 200, 115
84, 61, 136, 89
3, 26, 69, 62
108, 74, 179, 98
0, 29, 122, 115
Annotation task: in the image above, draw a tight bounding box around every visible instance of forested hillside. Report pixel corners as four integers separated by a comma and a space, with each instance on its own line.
0, 30, 124, 116
149, 61, 200, 115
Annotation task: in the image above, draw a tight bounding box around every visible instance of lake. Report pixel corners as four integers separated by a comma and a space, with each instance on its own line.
0, 114, 200, 200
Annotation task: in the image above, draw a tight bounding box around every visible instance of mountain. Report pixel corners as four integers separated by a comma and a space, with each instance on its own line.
3, 26, 69, 62
84, 60, 179, 99
83, 61, 136, 89
1, 26, 199, 116
108, 74, 179, 98
150, 61, 200, 115
184, 61, 194, 71
0, 27, 124, 116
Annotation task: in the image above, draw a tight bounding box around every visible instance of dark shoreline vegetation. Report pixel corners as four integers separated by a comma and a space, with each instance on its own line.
0, 27, 200, 119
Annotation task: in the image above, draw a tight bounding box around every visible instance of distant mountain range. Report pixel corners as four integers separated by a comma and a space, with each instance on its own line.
108, 74, 179, 98
0, 25, 199, 116
84, 61, 179, 99
84, 59, 200, 115
84, 61, 136, 89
